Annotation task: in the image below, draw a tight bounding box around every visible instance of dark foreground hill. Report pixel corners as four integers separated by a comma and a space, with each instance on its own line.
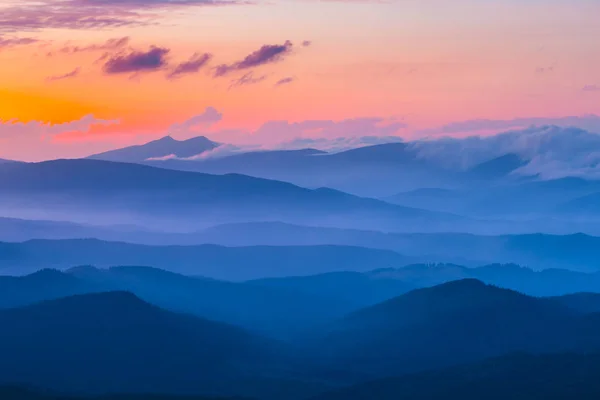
0, 292, 328, 400
314, 352, 600, 400
0, 267, 356, 339
311, 279, 600, 376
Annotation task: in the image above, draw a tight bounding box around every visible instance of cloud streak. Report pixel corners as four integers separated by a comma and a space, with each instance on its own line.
46, 67, 81, 81
0, 36, 38, 48
0, 0, 242, 34
103, 47, 169, 74
228, 71, 267, 89
167, 52, 212, 79
275, 77, 295, 86
53, 37, 130, 55
214, 41, 294, 77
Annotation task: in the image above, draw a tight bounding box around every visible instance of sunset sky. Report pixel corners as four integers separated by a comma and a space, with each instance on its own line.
1, 0, 599, 161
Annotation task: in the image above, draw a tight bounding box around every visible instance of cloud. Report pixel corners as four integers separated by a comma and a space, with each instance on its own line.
204, 117, 407, 149
583, 85, 600, 92
408, 125, 600, 179
52, 37, 130, 55
278, 135, 404, 152
103, 46, 169, 74
0, 36, 38, 48
417, 115, 600, 137
46, 67, 80, 81
167, 52, 212, 79
0, 4, 144, 33
228, 71, 266, 89
168, 107, 223, 138
0, 0, 240, 34
0, 115, 120, 161
214, 41, 294, 77
275, 77, 295, 86
302, 40, 312, 47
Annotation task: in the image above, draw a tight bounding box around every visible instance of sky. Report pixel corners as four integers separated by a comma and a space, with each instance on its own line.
1, 0, 599, 161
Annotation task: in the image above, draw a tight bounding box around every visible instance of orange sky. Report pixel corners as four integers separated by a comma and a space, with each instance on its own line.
1, 0, 599, 160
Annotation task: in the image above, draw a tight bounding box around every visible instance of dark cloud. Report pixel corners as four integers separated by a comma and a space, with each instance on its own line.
167, 52, 212, 79
275, 77, 294, 86
54, 37, 130, 55
103, 47, 169, 74
228, 71, 267, 89
46, 67, 81, 81
583, 85, 600, 92
214, 41, 294, 77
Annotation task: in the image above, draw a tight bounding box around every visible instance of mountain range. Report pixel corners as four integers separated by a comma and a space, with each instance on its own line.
88, 137, 536, 197
3, 278, 600, 399
0, 159, 467, 232
0, 238, 408, 279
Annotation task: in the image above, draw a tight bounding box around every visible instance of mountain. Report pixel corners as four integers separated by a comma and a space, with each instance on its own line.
0, 159, 464, 232
4, 265, 600, 340
251, 271, 415, 309
377, 263, 600, 296
466, 153, 528, 180
253, 263, 600, 300
546, 292, 600, 314
7, 218, 600, 268
0, 292, 321, 399
144, 143, 461, 197
312, 280, 595, 376
0, 266, 355, 338
0, 239, 408, 279
557, 192, 600, 216
0, 269, 97, 309
385, 177, 600, 220
191, 223, 600, 271
87, 136, 219, 163
314, 352, 600, 400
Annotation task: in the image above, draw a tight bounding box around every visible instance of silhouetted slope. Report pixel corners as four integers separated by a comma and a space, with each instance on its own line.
0, 292, 297, 397
88, 136, 219, 163
0, 269, 97, 309
0, 159, 462, 232
0, 239, 408, 279
314, 353, 600, 400
557, 191, 600, 215
548, 292, 600, 314
467, 153, 527, 179
69, 266, 355, 338
0, 266, 358, 338
251, 272, 414, 308
315, 280, 582, 375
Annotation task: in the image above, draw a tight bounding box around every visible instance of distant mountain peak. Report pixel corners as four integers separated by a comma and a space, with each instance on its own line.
87, 135, 220, 163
